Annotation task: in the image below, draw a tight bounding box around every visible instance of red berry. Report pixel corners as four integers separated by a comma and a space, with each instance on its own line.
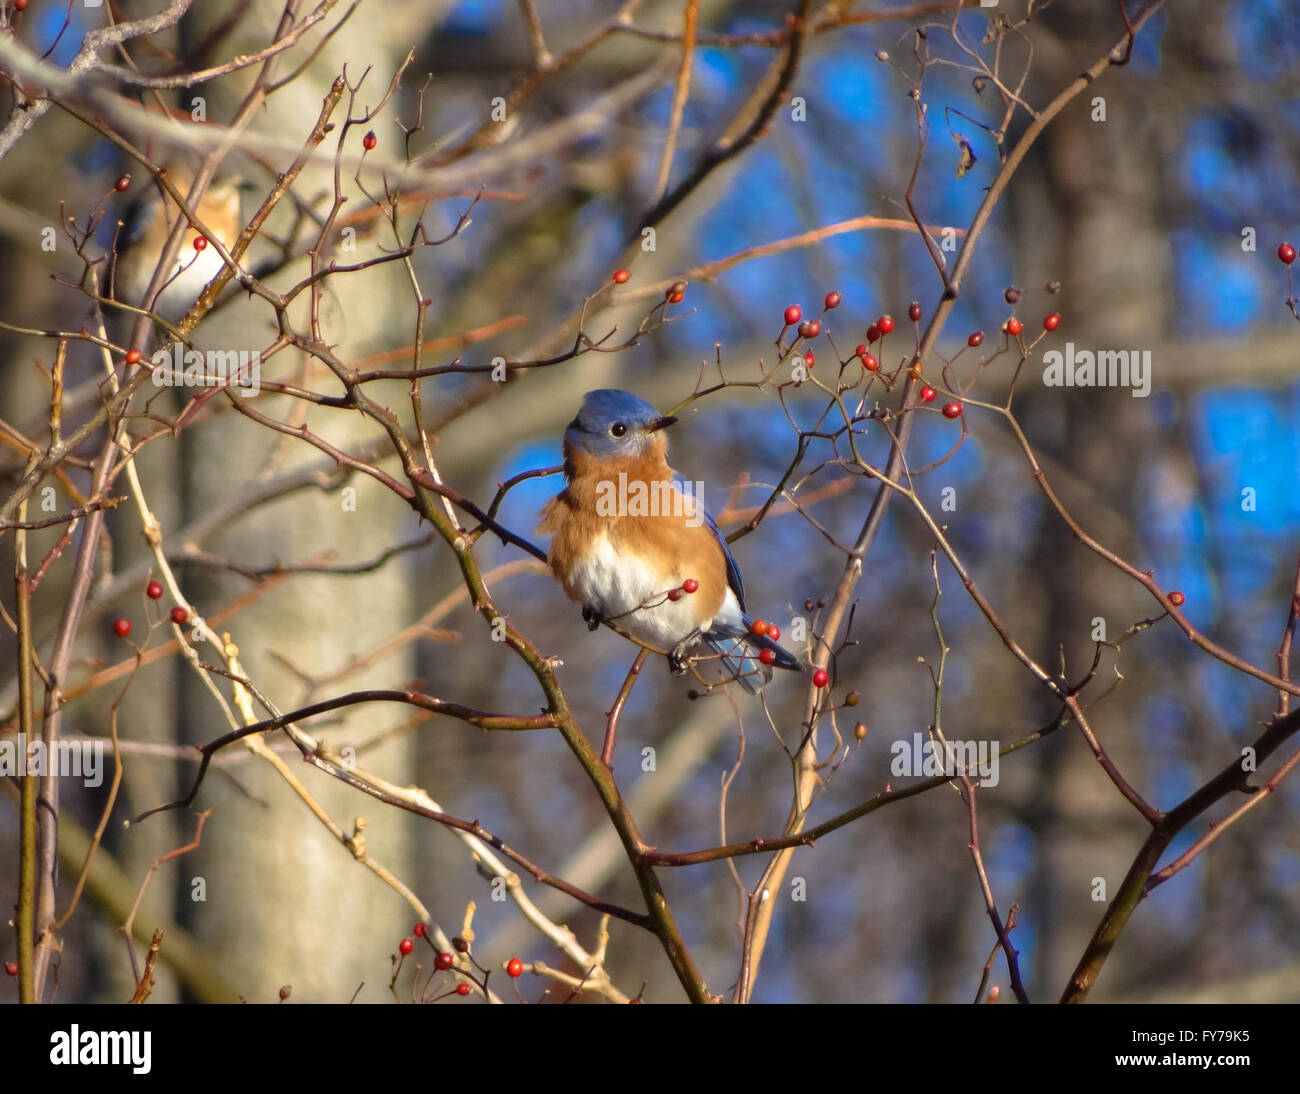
908, 301, 922, 322
920, 385, 936, 402
146, 581, 164, 600
169, 607, 188, 625
666, 588, 683, 601
758, 648, 776, 666
113, 618, 132, 638
876, 315, 894, 334
968, 331, 983, 347
192, 236, 207, 251
862, 353, 879, 371
399, 938, 414, 955
13, 0, 28, 12
824, 291, 842, 310
812, 669, 829, 688
1168, 591, 1185, 607
783, 305, 802, 326
1005, 316, 1023, 336
1043, 313, 1061, 331
668, 291, 685, 304
866, 324, 880, 343
124, 349, 142, 366
1279, 243, 1296, 265
114, 174, 130, 192
797, 319, 821, 339
612, 268, 630, 283
942, 402, 962, 419
855, 344, 868, 359
434, 952, 454, 971
456, 983, 471, 996
362, 131, 377, 151
766, 624, 780, 641
4, 961, 16, 977
506, 958, 523, 978
682, 578, 699, 594
803, 350, 815, 368
749, 619, 769, 637
413, 923, 427, 937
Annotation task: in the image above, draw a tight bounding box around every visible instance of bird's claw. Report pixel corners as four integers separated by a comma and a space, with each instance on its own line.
668, 641, 691, 676
582, 605, 602, 632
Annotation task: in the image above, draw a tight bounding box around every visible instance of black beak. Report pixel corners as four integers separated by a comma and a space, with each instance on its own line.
646, 415, 677, 433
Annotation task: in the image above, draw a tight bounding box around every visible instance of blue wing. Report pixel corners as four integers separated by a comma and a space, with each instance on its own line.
672, 472, 745, 610
671, 474, 800, 691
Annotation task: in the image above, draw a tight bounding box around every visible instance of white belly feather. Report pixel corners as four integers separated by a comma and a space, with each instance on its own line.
566, 528, 740, 651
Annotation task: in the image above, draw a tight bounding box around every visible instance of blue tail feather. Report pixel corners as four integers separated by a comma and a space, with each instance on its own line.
700, 617, 802, 693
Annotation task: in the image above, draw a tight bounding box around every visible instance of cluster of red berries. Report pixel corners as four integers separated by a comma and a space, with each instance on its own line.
113, 581, 191, 637
1002, 313, 1061, 336
666, 577, 700, 602
915, 385, 962, 419
854, 345, 878, 371
395, 923, 521, 996
750, 618, 782, 669
780, 296, 977, 423
783, 291, 842, 331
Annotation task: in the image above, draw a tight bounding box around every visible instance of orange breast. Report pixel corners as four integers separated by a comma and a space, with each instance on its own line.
539, 448, 728, 627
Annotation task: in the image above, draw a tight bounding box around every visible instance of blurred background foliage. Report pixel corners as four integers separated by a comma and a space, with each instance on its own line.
2, 0, 1298, 1003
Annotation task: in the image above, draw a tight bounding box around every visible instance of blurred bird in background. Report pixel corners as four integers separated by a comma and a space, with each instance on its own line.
110, 160, 243, 325
540, 389, 802, 693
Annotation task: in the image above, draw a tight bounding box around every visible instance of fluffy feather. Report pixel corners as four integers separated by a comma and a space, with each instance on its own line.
540, 390, 802, 692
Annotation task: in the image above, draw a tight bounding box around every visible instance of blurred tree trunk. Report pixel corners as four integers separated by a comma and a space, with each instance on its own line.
1014, 13, 1176, 1000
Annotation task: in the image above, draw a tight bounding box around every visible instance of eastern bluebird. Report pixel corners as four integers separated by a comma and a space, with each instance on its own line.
111, 162, 244, 324
540, 389, 801, 693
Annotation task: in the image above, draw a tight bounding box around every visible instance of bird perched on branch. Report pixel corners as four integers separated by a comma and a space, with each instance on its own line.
540, 389, 801, 693
110, 162, 244, 324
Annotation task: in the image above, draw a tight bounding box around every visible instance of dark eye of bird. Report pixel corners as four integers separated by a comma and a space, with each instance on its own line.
610, 422, 627, 438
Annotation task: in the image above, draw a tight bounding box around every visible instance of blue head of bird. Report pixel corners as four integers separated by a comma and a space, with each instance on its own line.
563, 389, 677, 461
